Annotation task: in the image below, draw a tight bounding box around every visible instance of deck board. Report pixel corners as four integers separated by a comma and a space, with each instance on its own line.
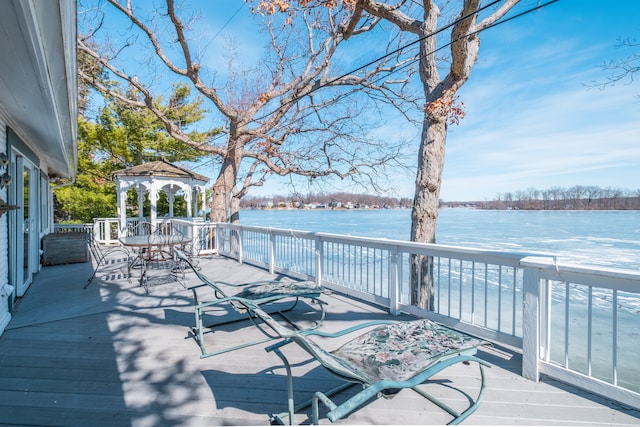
0, 253, 638, 426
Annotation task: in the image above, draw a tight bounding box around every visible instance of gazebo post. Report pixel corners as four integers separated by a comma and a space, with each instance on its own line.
201, 188, 206, 218
137, 186, 145, 223
185, 190, 192, 220
118, 190, 127, 237
149, 188, 158, 230
168, 188, 175, 219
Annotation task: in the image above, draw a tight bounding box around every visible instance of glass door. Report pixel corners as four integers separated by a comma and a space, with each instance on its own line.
10, 153, 38, 297
22, 163, 31, 291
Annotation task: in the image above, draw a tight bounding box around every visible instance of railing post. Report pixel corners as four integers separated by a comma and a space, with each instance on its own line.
214, 223, 221, 253
117, 217, 124, 239
238, 227, 244, 264
269, 230, 275, 274
388, 247, 399, 316
108, 219, 118, 245
522, 261, 542, 382
190, 220, 199, 256
93, 220, 100, 244
315, 234, 323, 287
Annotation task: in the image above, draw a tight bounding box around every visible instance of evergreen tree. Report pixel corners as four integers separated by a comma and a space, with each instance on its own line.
55, 79, 215, 223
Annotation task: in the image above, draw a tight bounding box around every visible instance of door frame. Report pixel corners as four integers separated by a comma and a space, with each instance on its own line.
8, 148, 41, 298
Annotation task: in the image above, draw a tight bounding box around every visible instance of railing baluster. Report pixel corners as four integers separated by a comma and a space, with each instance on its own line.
471, 262, 476, 325
588, 285, 593, 377
484, 264, 488, 328
613, 289, 618, 386
436, 256, 441, 313
512, 267, 518, 336
458, 259, 463, 320
447, 258, 452, 317
498, 266, 503, 333
564, 281, 570, 368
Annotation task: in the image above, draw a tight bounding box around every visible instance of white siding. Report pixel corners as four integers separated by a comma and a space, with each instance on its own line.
0, 107, 11, 333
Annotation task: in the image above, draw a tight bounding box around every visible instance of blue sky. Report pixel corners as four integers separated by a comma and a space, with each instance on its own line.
154, 1, 640, 201
438, 0, 640, 201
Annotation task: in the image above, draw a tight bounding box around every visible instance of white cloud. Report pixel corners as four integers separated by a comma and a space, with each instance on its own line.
441, 79, 640, 200
189, 0, 640, 203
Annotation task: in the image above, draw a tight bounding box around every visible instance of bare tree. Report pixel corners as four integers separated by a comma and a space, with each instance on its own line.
78, 0, 415, 223
593, 34, 640, 97
256, 0, 527, 307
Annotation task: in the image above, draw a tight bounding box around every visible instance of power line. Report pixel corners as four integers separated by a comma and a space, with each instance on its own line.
365, 0, 560, 90
198, 2, 246, 58
253, 0, 503, 122
191, 0, 560, 172
211, 2, 245, 41
251, 0, 558, 126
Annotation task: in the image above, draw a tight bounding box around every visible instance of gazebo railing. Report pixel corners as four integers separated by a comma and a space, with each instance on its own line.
166, 218, 217, 255
82, 217, 215, 256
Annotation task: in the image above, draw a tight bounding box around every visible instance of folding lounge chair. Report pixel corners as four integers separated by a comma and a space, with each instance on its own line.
252, 307, 491, 425
174, 249, 326, 358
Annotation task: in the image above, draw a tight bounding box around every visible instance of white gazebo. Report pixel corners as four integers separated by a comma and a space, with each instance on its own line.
113, 159, 209, 232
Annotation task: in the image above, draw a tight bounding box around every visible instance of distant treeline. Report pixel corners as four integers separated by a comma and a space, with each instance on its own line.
240, 192, 413, 209
243, 186, 640, 210
443, 186, 640, 210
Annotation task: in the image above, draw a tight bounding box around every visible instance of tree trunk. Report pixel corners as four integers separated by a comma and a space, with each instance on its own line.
209, 159, 237, 223
229, 195, 241, 224
410, 117, 448, 309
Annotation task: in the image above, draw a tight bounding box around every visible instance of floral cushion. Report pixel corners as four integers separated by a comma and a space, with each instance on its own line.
330, 319, 486, 385
236, 280, 322, 300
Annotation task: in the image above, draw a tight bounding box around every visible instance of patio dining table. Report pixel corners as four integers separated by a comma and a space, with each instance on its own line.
119, 234, 191, 290
119, 234, 190, 250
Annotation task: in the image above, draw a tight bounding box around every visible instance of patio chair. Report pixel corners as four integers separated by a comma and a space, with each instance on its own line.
174, 249, 326, 358
124, 220, 152, 271
139, 227, 184, 292
84, 232, 132, 288
126, 220, 152, 237
253, 306, 491, 425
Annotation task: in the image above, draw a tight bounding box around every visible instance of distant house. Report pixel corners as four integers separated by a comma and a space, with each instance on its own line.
0, 1, 77, 335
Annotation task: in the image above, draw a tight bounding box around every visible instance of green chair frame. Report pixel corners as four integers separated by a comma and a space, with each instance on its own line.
252, 306, 491, 425
174, 249, 326, 358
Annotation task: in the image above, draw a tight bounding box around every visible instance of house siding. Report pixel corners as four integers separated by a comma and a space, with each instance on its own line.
0, 1, 77, 337
0, 104, 58, 334
0, 108, 11, 333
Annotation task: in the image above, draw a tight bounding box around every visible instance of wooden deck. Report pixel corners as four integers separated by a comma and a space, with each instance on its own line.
1, 253, 639, 426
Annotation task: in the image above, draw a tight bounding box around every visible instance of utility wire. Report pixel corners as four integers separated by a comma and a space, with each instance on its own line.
252, 0, 559, 124
198, 2, 246, 59
211, 2, 245, 41
190, 0, 559, 172
365, 0, 560, 89
253, 0, 503, 122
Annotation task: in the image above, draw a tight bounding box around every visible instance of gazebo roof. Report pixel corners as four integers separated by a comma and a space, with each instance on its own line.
113, 159, 209, 184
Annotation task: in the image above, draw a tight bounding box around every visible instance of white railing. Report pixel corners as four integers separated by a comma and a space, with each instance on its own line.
54, 223, 93, 234
521, 257, 640, 409
90, 217, 121, 245
216, 224, 528, 345
77, 217, 217, 255
56, 218, 640, 409
167, 218, 217, 255
214, 222, 640, 410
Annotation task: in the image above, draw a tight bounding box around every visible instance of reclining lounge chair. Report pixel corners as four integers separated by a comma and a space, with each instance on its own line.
174, 249, 326, 358
252, 306, 491, 425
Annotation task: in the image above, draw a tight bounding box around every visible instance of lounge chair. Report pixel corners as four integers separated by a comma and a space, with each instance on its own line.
252, 306, 491, 425
174, 249, 326, 358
